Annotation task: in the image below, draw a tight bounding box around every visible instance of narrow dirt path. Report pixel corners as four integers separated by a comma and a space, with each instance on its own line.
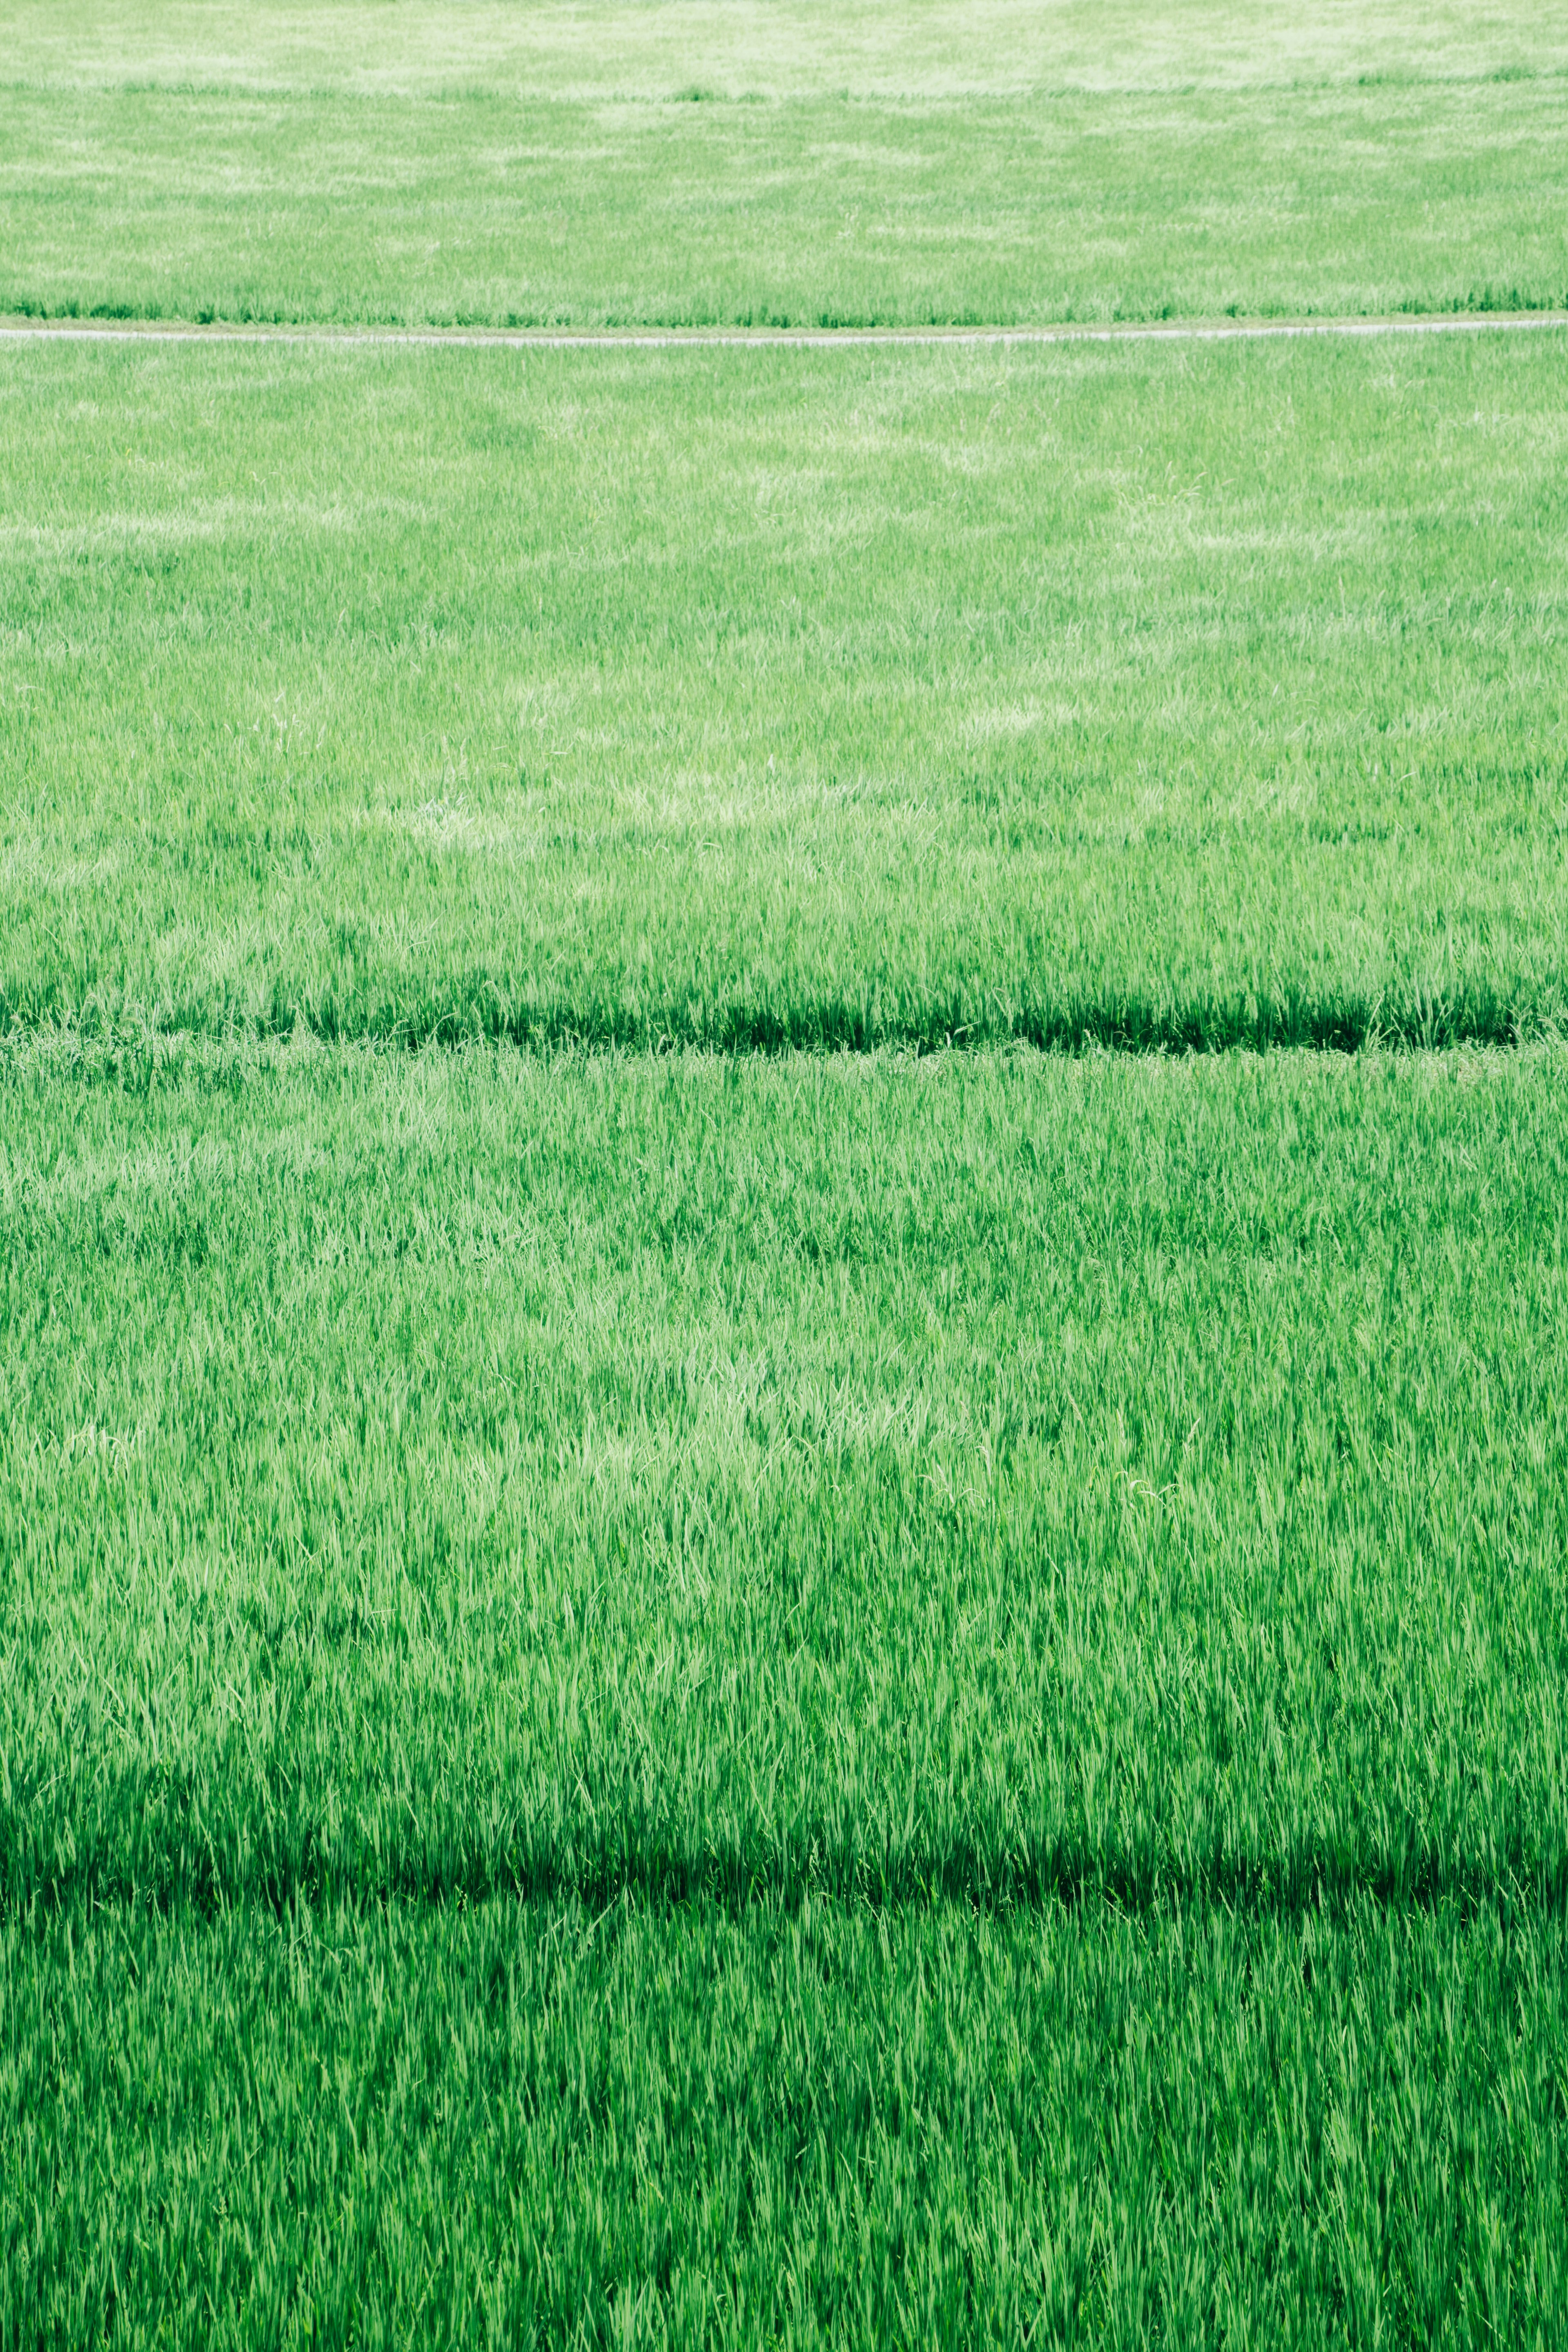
2, 312, 1565, 353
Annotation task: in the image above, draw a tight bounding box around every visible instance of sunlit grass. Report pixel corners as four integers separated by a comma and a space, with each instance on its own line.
2, 2, 1566, 328
3, 329, 1566, 1053
9, 0, 1568, 103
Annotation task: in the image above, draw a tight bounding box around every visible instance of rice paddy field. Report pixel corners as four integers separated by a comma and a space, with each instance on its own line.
2, 4, 1567, 2344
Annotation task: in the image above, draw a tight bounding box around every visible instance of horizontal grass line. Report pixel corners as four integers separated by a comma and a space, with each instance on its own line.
3, 988, 1558, 1060
2, 310, 1566, 352
10, 1838, 1563, 1927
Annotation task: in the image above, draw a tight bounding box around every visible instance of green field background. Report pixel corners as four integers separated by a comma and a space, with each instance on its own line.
4, 4, 1568, 2342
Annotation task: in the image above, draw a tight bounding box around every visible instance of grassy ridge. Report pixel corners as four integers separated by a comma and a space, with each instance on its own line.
3, 332, 1566, 1055
4, 1042, 1565, 1914
7, 1891, 1565, 2343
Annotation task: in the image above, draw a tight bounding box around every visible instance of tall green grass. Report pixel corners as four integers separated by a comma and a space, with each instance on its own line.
2, 1040, 1566, 2336
4, 1041, 1566, 1913
4, 331, 1566, 1056
7, 1891, 1565, 2345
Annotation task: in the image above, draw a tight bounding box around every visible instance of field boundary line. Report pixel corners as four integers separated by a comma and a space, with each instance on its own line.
1, 312, 1566, 354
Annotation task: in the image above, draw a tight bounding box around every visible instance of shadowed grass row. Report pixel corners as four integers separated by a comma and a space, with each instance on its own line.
4, 1042, 1565, 1915
3, 331, 1566, 1056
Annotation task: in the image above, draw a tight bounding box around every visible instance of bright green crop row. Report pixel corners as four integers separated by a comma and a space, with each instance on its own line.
4, 330, 1566, 1054
2, 1, 1565, 329
4, 1040, 1566, 1912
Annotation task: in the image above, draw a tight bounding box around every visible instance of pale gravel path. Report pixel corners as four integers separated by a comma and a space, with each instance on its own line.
0, 312, 1565, 353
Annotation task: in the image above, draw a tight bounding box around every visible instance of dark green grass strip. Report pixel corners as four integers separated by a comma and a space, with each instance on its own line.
5, 1889, 1566, 2344
46, 974, 1559, 1056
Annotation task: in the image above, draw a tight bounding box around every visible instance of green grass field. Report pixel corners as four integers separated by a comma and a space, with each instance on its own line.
3, 4, 1568, 2343
5, 1040, 1568, 2338
5, 331, 1566, 1055
3, 2, 1567, 327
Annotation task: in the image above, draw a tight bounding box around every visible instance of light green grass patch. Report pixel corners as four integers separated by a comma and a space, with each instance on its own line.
2, 2, 1565, 327
3, 330, 1566, 1052
10, 1, 1568, 100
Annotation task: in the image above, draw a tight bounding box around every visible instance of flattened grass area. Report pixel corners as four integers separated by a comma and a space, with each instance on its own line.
5, 4, 1568, 2341
3, 1039, 1567, 2336
4, 329, 1566, 1054
2, 0, 1566, 328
